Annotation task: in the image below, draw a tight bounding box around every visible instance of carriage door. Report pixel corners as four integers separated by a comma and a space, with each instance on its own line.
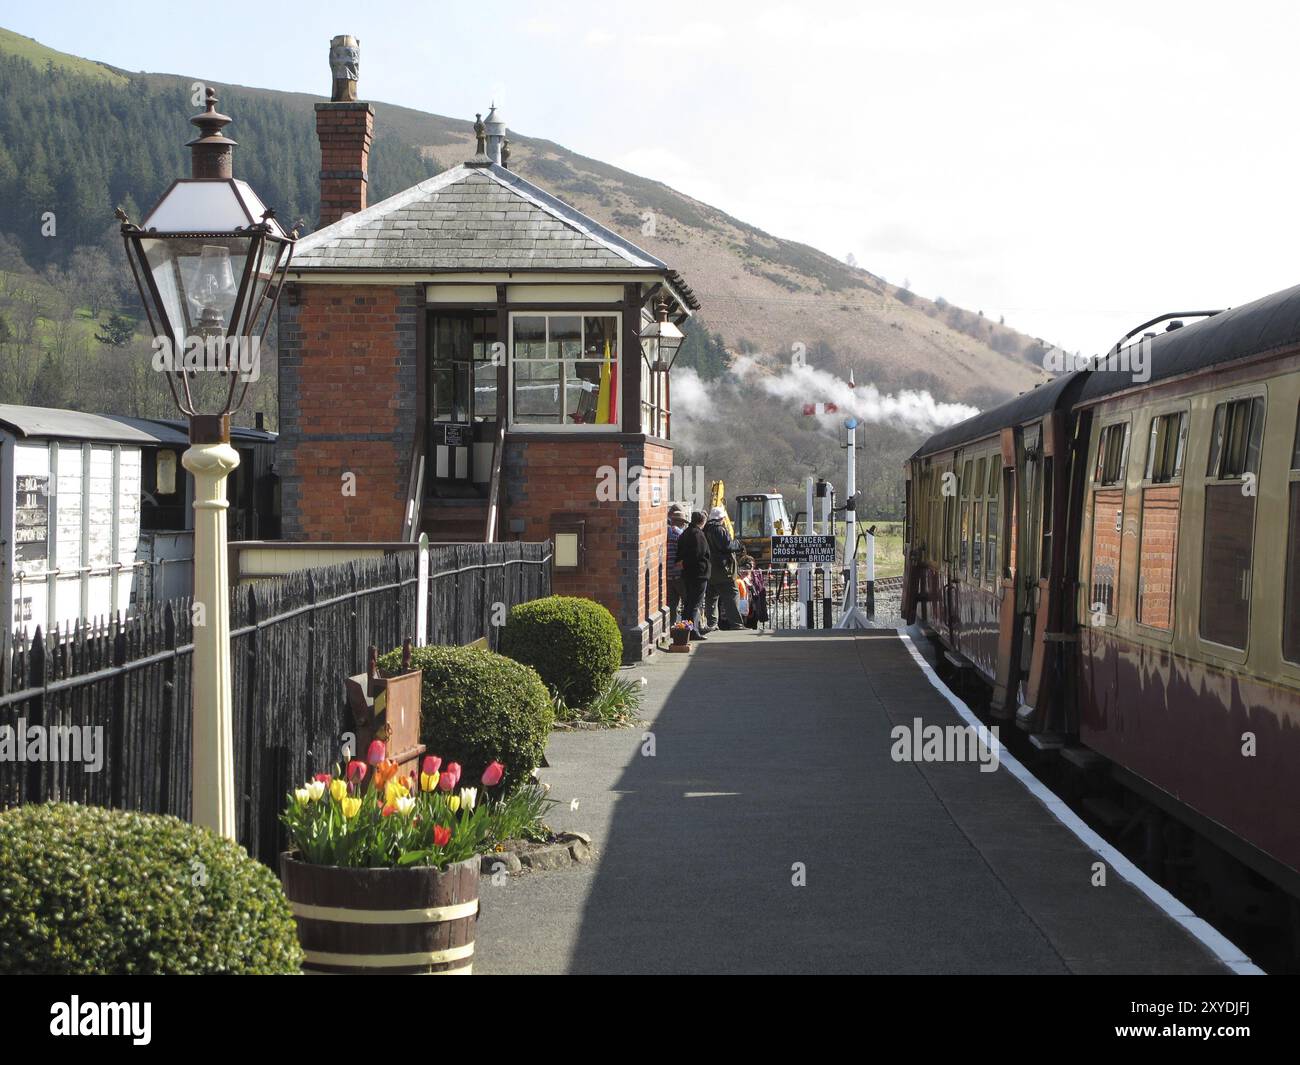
429, 313, 498, 489
1017, 426, 1043, 703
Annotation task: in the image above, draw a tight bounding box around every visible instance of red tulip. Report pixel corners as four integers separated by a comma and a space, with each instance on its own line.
381, 803, 398, 817
443, 762, 462, 791
313, 772, 331, 784
422, 755, 442, 775
432, 824, 451, 847
366, 740, 386, 766
480, 761, 504, 787
346, 759, 368, 783
437, 770, 456, 792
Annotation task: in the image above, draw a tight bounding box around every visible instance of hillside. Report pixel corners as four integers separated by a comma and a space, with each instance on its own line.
0, 26, 1054, 514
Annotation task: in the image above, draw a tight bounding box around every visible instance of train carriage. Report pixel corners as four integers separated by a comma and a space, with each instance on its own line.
904, 284, 1300, 897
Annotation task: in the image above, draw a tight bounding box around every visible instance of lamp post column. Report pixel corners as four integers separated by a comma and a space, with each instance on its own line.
182, 415, 241, 838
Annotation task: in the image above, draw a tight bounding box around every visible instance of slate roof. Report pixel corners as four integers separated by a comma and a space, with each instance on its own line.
292, 162, 675, 276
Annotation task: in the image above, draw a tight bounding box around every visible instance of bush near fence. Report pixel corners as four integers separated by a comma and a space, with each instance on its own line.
0, 541, 552, 866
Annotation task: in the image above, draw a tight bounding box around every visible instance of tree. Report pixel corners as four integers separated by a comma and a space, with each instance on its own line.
95, 312, 135, 346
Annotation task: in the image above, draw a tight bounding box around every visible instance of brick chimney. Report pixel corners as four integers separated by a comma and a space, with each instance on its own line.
315, 34, 373, 228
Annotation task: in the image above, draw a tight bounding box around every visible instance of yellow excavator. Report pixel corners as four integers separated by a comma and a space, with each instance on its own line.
711, 480, 791, 566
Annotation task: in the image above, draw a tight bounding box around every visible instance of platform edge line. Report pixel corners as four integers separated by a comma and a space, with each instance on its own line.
894, 627, 1265, 977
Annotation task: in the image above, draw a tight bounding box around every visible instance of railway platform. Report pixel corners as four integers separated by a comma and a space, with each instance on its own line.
475, 628, 1258, 975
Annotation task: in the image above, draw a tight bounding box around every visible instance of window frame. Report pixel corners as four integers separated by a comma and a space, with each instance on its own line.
1197, 392, 1266, 656
507, 311, 623, 432
1134, 405, 1190, 638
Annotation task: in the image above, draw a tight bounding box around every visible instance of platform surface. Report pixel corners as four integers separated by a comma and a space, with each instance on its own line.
474, 629, 1232, 974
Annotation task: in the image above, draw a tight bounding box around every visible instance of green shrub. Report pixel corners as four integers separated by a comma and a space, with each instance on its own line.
378, 644, 552, 795
0, 804, 302, 974
499, 596, 623, 708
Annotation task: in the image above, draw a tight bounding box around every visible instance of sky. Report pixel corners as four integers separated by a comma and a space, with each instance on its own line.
8, 0, 1300, 356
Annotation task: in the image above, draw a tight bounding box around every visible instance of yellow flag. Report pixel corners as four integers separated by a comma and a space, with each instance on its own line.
594, 339, 611, 424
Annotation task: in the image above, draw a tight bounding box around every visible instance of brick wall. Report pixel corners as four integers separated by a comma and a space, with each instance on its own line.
277, 283, 418, 540
502, 436, 675, 661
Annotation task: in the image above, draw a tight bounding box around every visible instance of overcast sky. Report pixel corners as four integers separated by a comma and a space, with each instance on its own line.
9, 1, 1300, 355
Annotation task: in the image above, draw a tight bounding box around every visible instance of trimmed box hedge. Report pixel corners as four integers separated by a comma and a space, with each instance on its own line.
0, 803, 302, 974
499, 596, 622, 709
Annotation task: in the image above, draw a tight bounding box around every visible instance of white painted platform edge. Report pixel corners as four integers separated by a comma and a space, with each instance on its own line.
895, 629, 1264, 976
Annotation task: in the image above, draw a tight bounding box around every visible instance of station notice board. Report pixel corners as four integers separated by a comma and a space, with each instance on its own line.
771, 535, 837, 565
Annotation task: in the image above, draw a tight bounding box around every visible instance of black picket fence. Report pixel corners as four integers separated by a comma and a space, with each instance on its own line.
0, 542, 552, 865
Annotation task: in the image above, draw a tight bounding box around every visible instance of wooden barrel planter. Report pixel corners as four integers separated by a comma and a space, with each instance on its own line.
280, 854, 479, 975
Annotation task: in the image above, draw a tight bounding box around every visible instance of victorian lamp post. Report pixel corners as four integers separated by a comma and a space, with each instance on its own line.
639, 298, 685, 437
118, 89, 295, 837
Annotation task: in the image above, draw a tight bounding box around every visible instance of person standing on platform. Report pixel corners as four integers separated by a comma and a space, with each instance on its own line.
666, 504, 687, 624
704, 506, 743, 630
675, 510, 712, 640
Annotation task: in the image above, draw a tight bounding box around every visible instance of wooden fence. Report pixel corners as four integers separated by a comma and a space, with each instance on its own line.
0, 542, 552, 865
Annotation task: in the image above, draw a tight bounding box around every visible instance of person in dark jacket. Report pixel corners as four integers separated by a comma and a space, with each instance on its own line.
666, 504, 687, 623
675, 510, 711, 640
703, 506, 743, 630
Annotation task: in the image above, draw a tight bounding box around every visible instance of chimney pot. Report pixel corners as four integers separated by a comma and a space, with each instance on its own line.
316, 35, 373, 227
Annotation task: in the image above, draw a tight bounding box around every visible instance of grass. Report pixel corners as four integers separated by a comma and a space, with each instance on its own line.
0, 27, 129, 86
860, 519, 904, 579
551, 674, 644, 728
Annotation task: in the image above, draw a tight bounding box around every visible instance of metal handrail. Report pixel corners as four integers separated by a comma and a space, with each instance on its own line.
484, 420, 506, 543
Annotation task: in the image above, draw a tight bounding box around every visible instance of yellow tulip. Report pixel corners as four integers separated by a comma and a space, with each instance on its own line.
293, 787, 310, 804
448, 795, 460, 813
384, 777, 408, 806
420, 771, 439, 793
329, 778, 347, 802
341, 796, 361, 819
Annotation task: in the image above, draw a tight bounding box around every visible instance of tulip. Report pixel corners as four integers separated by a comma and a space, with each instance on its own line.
480, 761, 504, 787
366, 740, 386, 766
438, 770, 456, 793
384, 777, 408, 806
395, 795, 416, 815
422, 755, 442, 775
432, 824, 451, 847
381, 803, 398, 817
346, 759, 368, 783
306, 779, 326, 802
329, 778, 347, 802
293, 786, 310, 804
443, 762, 462, 790
313, 772, 331, 784
420, 771, 439, 793
341, 796, 361, 819
448, 794, 460, 813
459, 787, 478, 811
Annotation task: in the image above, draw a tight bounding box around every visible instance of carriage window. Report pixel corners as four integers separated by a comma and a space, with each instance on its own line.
1095, 422, 1130, 486
1137, 486, 1180, 630
986, 459, 1000, 587
1144, 412, 1187, 483
1091, 488, 1123, 618
1040, 457, 1054, 580
1285, 407, 1300, 662
1206, 397, 1264, 479
1200, 486, 1254, 648
959, 460, 973, 575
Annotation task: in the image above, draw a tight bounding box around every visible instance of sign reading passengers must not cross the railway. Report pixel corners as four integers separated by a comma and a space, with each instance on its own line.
771, 535, 837, 565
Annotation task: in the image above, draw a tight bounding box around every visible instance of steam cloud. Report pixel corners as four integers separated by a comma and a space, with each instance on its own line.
672, 357, 978, 446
